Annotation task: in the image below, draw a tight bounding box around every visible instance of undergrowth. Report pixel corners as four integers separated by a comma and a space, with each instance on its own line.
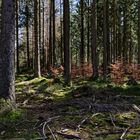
0, 74, 140, 139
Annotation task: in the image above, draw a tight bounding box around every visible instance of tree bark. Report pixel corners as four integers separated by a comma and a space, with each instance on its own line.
0, 1, 1, 35
26, 0, 30, 68
123, 7, 127, 61
52, 0, 56, 66
60, 0, 63, 65
0, 0, 15, 101
42, 1, 45, 67
138, 0, 140, 64
16, 0, 19, 73
80, 0, 85, 66
34, 0, 41, 77
91, 0, 98, 80
63, 0, 71, 84
87, 0, 90, 64
48, 0, 53, 68
103, 0, 108, 80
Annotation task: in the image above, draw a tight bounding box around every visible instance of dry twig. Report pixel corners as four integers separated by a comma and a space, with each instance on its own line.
120, 127, 130, 140
76, 117, 88, 131
109, 113, 117, 128
47, 125, 57, 140
133, 104, 140, 114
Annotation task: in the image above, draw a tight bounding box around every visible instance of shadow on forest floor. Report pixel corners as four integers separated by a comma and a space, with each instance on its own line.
0, 74, 140, 139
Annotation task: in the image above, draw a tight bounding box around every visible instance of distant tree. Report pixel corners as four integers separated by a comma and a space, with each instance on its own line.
25, 0, 30, 68
0, 0, 15, 101
48, 0, 53, 68
60, 0, 63, 65
122, 6, 127, 61
91, 0, 98, 80
52, 0, 56, 66
112, 0, 117, 62
87, 0, 90, 64
42, 0, 45, 67
80, 0, 85, 66
38, 0, 42, 66
103, 0, 109, 80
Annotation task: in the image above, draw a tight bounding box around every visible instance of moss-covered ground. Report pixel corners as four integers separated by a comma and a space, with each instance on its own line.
0, 74, 140, 139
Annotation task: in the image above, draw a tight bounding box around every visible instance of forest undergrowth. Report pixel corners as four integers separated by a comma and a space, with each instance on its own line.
0, 73, 140, 140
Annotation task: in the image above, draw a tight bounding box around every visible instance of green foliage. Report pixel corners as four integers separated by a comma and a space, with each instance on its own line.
0, 109, 24, 122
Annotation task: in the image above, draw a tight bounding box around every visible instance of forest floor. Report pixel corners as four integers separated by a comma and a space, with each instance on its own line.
0, 73, 140, 140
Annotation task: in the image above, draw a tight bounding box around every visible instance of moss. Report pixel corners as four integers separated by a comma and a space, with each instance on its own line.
104, 134, 120, 140
115, 121, 129, 127
117, 112, 137, 120
0, 129, 39, 139
90, 114, 108, 128
125, 134, 138, 139
13, 74, 140, 139
0, 109, 24, 122
16, 77, 48, 86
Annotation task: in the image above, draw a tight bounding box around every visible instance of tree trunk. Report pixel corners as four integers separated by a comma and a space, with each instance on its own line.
60, 0, 63, 65
26, 0, 30, 68
87, 0, 90, 64
138, 0, 140, 64
91, 0, 98, 80
34, 0, 41, 77
118, 8, 122, 59
52, 0, 56, 66
45, 1, 49, 67
63, 0, 71, 84
129, 26, 133, 63
123, 7, 127, 61
106, 0, 110, 66
112, 0, 116, 62
80, 0, 85, 66
103, 0, 108, 80
48, 0, 53, 68
0, 1, 1, 35
38, 0, 42, 66
0, 0, 15, 101
42, 1, 45, 67
16, 0, 19, 73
